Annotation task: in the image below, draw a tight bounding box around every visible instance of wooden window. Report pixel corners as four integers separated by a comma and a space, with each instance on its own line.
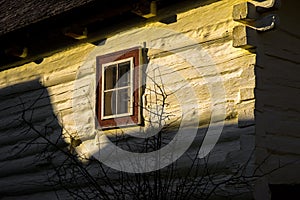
96, 47, 143, 128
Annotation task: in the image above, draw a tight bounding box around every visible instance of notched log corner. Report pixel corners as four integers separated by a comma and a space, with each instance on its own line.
233, 25, 257, 49
233, 2, 258, 22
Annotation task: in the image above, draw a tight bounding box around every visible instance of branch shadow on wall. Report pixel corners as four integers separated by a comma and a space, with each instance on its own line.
0, 79, 68, 198
0, 79, 263, 199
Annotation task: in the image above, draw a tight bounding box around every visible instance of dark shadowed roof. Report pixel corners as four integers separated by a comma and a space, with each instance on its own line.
0, 0, 211, 70
0, 0, 97, 36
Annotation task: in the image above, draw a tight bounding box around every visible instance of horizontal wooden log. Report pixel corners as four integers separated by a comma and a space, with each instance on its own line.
0, 87, 51, 116
0, 125, 62, 146
42, 69, 77, 88
0, 152, 67, 178
255, 85, 300, 112
256, 134, 300, 155
0, 79, 44, 99
0, 160, 112, 196
0, 132, 67, 161
0, 104, 61, 131
1, 189, 63, 200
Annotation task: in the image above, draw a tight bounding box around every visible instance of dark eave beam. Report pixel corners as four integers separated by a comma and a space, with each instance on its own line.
0, 0, 198, 71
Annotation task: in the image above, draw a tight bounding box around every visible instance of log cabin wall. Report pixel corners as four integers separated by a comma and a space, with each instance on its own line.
253, 0, 300, 199
232, 0, 300, 199
1, 0, 287, 199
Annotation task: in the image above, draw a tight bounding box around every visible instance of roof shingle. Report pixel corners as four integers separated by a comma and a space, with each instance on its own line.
0, 0, 97, 36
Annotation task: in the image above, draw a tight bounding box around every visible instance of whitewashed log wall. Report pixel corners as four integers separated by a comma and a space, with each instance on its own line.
0, 0, 261, 199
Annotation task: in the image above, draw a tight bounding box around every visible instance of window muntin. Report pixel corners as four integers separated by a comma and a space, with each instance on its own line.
101, 57, 134, 119
96, 47, 143, 129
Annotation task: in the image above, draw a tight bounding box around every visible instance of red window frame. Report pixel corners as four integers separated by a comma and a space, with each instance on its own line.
96, 47, 142, 129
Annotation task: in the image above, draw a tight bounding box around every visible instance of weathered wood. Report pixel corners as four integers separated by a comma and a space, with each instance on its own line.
0, 79, 44, 99
0, 170, 60, 195
0, 126, 42, 146
1, 190, 61, 200
0, 124, 63, 146
233, 2, 258, 22
238, 100, 255, 128
0, 131, 66, 161
0, 152, 67, 178
0, 0, 260, 199
253, 0, 300, 191
0, 105, 60, 131
233, 25, 257, 48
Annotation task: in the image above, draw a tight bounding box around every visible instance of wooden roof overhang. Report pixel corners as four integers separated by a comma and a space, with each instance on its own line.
0, 0, 183, 70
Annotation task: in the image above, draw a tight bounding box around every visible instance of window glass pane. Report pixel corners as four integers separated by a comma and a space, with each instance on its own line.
104, 65, 117, 90
118, 61, 131, 87
116, 88, 130, 114
104, 91, 116, 116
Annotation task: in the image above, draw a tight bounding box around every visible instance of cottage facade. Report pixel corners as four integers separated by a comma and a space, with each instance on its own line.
0, 0, 299, 199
